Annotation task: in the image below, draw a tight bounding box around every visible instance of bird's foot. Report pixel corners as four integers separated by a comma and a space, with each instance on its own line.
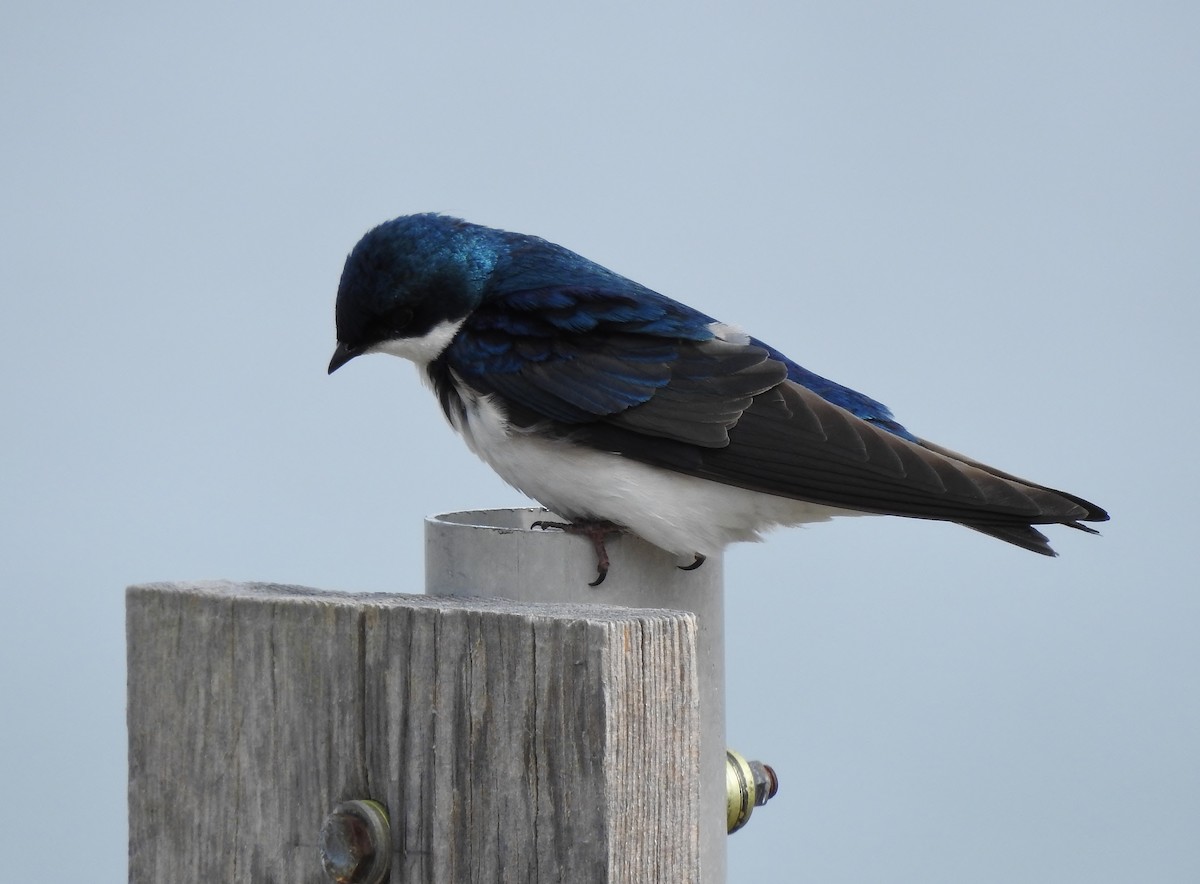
531, 518, 626, 586
678, 553, 706, 572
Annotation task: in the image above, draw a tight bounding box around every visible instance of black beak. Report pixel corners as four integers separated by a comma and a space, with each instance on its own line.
328, 342, 362, 374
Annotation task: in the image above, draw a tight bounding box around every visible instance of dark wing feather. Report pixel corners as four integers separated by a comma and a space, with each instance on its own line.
440, 285, 1108, 552
446, 286, 788, 447
572, 376, 1108, 552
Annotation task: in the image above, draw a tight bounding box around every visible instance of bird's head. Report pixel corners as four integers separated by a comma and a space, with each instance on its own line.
328, 214, 501, 373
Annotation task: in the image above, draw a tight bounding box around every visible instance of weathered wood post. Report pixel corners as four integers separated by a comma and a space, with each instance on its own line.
426, 507, 727, 882
128, 575, 703, 881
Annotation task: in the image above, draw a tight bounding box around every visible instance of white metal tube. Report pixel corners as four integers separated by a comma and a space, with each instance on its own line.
425, 507, 726, 883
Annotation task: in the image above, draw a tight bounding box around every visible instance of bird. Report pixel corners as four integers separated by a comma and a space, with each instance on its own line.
329, 213, 1107, 585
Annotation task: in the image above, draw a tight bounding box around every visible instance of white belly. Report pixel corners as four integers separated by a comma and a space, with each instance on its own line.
448, 385, 862, 559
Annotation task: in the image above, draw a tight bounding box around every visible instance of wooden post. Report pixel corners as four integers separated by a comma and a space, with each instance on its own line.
425, 507, 727, 883
127, 581, 700, 883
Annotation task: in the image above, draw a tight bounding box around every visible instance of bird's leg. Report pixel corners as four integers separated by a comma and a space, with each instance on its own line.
530, 518, 626, 586
678, 553, 706, 572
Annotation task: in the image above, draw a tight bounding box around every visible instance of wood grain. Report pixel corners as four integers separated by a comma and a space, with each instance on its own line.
128, 581, 700, 883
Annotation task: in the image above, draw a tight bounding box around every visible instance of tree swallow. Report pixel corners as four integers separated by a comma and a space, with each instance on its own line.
329, 214, 1107, 584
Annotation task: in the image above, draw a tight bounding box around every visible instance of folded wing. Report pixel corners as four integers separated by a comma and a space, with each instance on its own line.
440, 285, 1109, 554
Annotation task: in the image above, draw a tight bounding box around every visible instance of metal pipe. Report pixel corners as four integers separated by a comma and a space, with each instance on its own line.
426, 507, 727, 883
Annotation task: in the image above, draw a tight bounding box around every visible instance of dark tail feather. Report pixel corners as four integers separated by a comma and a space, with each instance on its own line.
923, 439, 1109, 556
961, 521, 1058, 556
917, 437, 1110, 526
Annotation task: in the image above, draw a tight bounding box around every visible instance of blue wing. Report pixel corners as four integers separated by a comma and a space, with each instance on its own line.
447, 285, 703, 426
433, 282, 1104, 551
444, 282, 915, 443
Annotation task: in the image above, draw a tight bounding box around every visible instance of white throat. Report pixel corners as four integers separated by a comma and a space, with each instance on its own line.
371, 317, 465, 366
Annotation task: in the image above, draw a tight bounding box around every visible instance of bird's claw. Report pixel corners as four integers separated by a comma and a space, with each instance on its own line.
531, 518, 624, 586
677, 553, 706, 572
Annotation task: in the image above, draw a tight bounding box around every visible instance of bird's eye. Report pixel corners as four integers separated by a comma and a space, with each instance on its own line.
387, 306, 414, 332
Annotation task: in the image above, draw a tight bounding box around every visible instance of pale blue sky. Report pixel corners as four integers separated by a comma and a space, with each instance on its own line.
2, 2, 1197, 880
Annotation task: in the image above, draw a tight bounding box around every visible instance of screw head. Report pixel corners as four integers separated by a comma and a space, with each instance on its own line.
725, 749, 780, 834
318, 799, 391, 884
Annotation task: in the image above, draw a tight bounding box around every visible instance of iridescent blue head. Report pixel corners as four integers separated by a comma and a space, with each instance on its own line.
328, 213, 502, 373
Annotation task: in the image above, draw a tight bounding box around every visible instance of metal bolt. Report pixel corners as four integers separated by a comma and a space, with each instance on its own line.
318, 799, 392, 884
725, 748, 780, 834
